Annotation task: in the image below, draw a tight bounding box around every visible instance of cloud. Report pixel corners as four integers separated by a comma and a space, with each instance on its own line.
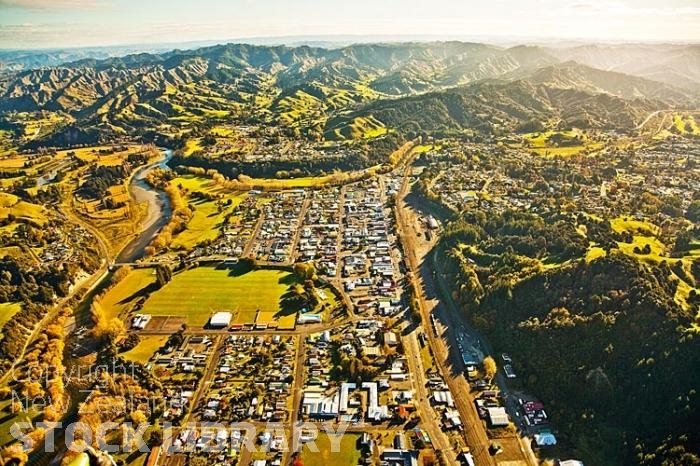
0, 0, 109, 10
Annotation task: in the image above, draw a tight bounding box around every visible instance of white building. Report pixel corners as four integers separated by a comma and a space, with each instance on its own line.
209, 312, 232, 328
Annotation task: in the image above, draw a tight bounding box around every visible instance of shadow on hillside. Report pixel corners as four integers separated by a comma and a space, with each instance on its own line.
418, 247, 470, 381
405, 190, 456, 223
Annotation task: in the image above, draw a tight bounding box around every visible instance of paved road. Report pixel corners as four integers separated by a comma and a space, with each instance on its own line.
287, 337, 306, 464
401, 170, 537, 465
163, 336, 224, 466
184, 336, 224, 424
243, 212, 265, 258
331, 185, 356, 318
430, 249, 538, 465
393, 157, 499, 466
401, 327, 457, 460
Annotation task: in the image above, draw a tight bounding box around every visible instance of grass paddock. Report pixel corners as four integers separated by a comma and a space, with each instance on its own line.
301, 432, 362, 466
140, 265, 299, 326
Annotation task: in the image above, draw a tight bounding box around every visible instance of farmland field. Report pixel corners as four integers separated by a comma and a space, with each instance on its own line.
617, 236, 666, 258
171, 199, 229, 250
0, 156, 26, 169
170, 189, 247, 250
585, 246, 607, 263
529, 144, 603, 157
71, 145, 147, 166
184, 138, 203, 155
172, 175, 227, 195
0, 192, 47, 225
121, 335, 168, 363
210, 125, 235, 137
519, 129, 603, 157
610, 216, 660, 236
139, 265, 300, 325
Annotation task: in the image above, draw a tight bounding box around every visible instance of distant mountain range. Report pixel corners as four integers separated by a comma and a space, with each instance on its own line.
0, 41, 697, 147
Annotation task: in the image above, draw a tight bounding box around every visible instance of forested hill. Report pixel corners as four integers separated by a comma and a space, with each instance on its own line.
438, 210, 700, 466
0, 42, 698, 148
327, 78, 662, 138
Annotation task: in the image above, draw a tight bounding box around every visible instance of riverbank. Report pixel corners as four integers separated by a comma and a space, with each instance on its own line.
115, 148, 173, 264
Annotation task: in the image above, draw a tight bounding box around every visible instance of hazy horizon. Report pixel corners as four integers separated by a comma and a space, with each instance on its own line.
1, 0, 699, 49
1, 33, 699, 53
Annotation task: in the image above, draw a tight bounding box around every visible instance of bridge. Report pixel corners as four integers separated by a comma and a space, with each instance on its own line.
110, 261, 179, 269
109, 256, 235, 269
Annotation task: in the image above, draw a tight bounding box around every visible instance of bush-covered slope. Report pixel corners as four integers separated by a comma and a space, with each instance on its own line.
439, 210, 700, 466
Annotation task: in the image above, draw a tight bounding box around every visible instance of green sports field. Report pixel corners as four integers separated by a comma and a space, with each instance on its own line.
302, 433, 362, 466
139, 266, 299, 325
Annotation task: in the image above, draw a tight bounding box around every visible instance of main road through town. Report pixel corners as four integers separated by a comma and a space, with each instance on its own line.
393, 154, 535, 466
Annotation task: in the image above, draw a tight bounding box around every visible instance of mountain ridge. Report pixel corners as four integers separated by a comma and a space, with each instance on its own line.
0, 41, 697, 146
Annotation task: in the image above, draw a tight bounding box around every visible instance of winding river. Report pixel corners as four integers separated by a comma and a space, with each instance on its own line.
115, 148, 173, 264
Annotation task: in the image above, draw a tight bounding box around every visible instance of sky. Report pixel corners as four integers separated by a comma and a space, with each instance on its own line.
0, 0, 699, 49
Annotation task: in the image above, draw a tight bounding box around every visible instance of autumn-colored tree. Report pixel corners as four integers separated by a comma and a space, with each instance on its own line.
92, 301, 126, 341
0, 447, 29, 466
147, 428, 163, 448
27, 428, 46, 449
388, 140, 418, 167
293, 262, 316, 281
102, 317, 126, 340
112, 265, 132, 283
130, 410, 148, 425
22, 381, 43, 398
483, 356, 497, 382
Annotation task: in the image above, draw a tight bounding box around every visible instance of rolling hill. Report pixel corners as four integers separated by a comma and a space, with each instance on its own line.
0, 42, 697, 146
550, 43, 700, 92
326, 75, 665, 138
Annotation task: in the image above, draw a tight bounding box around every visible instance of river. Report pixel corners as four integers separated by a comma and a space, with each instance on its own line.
115, 148, 173, 264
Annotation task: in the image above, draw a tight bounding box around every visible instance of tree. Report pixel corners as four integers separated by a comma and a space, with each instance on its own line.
94, 316, 126, 342
202, 134, 217, 147
130, 411, 148, 425
686, 200, 700, 223
293, 262, 316, 281
483, 356, 497, 382
188, 457, 208, 466
240, 256, 258, 270
155, 265, 172, 289
286, 284, 310, 308
0, 447, 29, 466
